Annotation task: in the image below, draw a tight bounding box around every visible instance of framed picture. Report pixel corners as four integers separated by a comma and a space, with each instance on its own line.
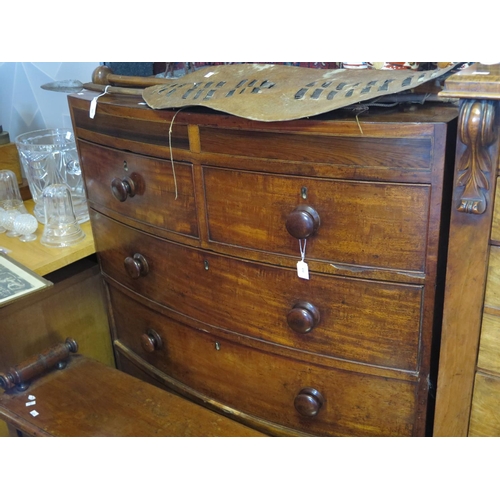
0, 251, 52, 307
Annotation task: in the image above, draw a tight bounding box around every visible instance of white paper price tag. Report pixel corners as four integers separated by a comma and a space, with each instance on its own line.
89, 97, 98, 119
89, 86, 110, 119
297, 260, 309, 280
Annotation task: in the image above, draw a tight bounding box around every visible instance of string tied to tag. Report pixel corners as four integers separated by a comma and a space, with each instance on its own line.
299, 238, 307, 262
89, 86, 111, 119
168, 108, 186, 200
297, 238, 309, 280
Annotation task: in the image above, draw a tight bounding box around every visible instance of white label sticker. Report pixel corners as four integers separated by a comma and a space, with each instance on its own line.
297, 260, 309, 280
26, 401, 36, 406
30, 410, 39, 417
28, 395, 36, 400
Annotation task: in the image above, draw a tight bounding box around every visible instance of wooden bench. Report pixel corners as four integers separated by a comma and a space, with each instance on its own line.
0, 340, 265, 437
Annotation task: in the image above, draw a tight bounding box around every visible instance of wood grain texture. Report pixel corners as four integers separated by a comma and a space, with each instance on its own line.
484, 246, 500, 308
70, 92, 458, 437
115, 347, 310, 437
0, 356, 265, 437
490, 177, 500, 243
433, 64, 500, 437
199, 127, 434, 169
96, 213, 424, 371
440, 63, 500, 100
469, 372, 500, 436
109, 290, 418, 437
477, 312, 500, 373
0, 200, 95, 276
455, 101, 496, 214
0, 261, 114, 437
433, 99, 500, 436
0, 262, 114, 372
203, 166, 431, 272
78, 141, 198, 239
476, 247, 500, 373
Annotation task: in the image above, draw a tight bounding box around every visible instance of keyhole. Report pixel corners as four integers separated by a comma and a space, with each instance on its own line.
123, 161, 128, 172
215, 342, 221, 351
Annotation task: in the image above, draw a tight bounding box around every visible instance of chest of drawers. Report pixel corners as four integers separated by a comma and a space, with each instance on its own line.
69, 92, 458, 436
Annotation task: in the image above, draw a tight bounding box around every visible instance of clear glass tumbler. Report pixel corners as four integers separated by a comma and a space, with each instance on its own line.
0, 169, 28, 236
40, 184, 85, 247
15, 129, 89, 224
0, 169, 27, 211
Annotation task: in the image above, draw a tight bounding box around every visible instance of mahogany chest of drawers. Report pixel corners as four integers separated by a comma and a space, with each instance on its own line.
69, 92, 458, 436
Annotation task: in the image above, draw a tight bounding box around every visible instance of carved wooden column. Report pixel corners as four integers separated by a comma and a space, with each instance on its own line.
434, 64, 500, 436
456, 100, 496, 214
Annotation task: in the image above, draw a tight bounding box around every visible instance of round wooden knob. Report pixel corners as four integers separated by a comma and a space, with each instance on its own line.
92, 65, 113, 85
111, 176, 136, 202
287, 301, 320, 334
294, 387, 325, 417
140, 329, 162, 353
286, 205, 320, 239
124, 253, 149, 279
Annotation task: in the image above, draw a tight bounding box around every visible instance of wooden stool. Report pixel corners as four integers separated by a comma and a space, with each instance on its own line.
0, 339, 265, 437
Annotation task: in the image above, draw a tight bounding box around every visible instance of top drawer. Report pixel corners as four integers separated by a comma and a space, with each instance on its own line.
78, 140, 198, 239
200, 127, 434, 170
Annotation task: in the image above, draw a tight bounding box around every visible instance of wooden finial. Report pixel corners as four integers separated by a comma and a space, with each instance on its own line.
92, 65, 113, 85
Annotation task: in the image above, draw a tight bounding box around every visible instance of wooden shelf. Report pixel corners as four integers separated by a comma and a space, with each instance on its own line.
0, 199, 95, 276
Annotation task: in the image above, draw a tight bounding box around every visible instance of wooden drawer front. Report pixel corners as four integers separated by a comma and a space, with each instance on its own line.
469, 372, 500, 436
477, 312, 500, 374
109, 286, 417, 437
71, 104, 190, 152
78, 140, 198, 238
490, 177, 500, 244
484, 246, 500, 309
199, 127, 433, 170
203, 167, 431, 272
93, 212, 423, 371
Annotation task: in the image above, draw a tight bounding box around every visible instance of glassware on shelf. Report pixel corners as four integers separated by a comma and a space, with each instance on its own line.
40, 184, 85, 247
15, 129, 89, 225
0, 169, 28, 213
0, 207, 5, 234
13, 213, 38, 242
0, 169, 29, 237
0, 208, 22, 237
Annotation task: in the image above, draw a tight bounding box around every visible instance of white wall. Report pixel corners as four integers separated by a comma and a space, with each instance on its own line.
0, 62, 100, 142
